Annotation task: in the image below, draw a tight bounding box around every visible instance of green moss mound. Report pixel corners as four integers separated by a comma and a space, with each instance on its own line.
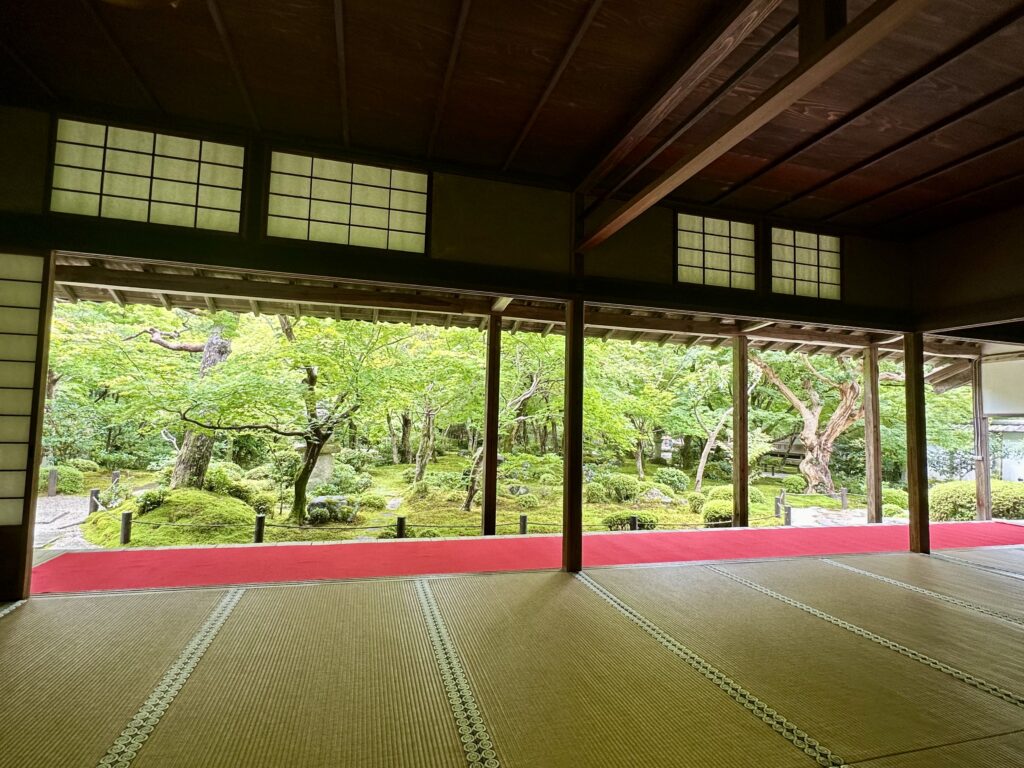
84, 489, 256, 547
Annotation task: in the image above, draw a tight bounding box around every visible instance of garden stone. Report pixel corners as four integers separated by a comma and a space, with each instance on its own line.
641, 487, 674, 504
308, 454, 334, 488
507, 484, 529, 496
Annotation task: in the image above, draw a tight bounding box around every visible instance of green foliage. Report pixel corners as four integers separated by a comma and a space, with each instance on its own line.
99, 481, 130, 509
584, 482, 608, 504
330, 463, 373, 494
686, 492, 706, 515
203, 462, 244, 493
426, 471, 467, 490
515, 493, 540, 510
226, 433, 273, 470
781, 475, 807, 494
500, 453, 563, 482
537, 473, 559, 486
992, 482, 1024, 520
355, 492, 387, 510
413, 528, 441, 538
136, 487, 170, 515
929, 481, 976, 521
401, 467, 419, 485
702, 499, 733, 525
305, 496, 357, 525
333, 447, 381, 471
271, 450, 302, 484
881, 488, 909, 509
601, 474, 642, 503
654, 467, 690, 493
37, 465, 85, 495
882, 504, 904, 518
251, 491, 277, 516
602, 512, 658, 531
706, 484, 766, 504
67, 458, 101, 473
377, 528, 397, 539
226, 479, 264, 506
244, 463, 275, 481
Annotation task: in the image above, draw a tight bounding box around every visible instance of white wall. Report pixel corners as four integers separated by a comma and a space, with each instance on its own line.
983, 359, 1024, 416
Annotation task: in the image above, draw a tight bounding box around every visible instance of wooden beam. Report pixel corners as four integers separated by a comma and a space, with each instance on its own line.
503, 0, 603, 170
576, 0, 783, 194
798, 0, 847, 61
864, 344, 883, 523
491, 296, 514, 312
205, 296, 218, 313
712, 4, 1024, 206
732, 335, 750, 527
482, 315, 501, 536
973, 359, 992, 522
562, 298, 584, 572
332, 0, 350, 146
427, 0, 471, 157
206, 0, 261, 131
108, 288, 125, 307
904, 331, 930, 554
578, 0, 927, 250
249, 299, 260, 316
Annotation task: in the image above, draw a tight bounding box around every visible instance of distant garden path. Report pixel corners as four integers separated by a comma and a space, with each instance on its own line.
33, 495, 99, 550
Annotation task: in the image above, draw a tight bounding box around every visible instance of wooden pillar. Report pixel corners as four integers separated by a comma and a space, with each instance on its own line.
562, 298, 584, 572
904, 332, 930, 554
799, 0, 847, 60
481, 315, 502, 535
732, 335, 749, 527
972, 358, 992, 521
0, 252, 53, 600
863, 344, 883, 524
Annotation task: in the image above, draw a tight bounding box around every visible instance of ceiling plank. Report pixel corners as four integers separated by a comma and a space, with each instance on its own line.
502, 0, 604, 171
576, 0, 784, 195
710, 4, 1024, 206
577, 0, 929, 251
879, 169, 1024, 229
332, 0, 350, 146
0, 38, 54, 101
427, 0, 472, 158
80, 0, 162, 113
206, 0, 261, 131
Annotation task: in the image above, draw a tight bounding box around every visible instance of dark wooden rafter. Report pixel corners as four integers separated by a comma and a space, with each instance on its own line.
710, 4, 1024, 206
332, 0, 350, 146
578, 0, 930, 251
576, 0, 784, 195
0, 38, 54, 100
427, 0, 472, 157
205, 0, 261, 131
592, 17, 797, 209
770, 77, 1024, 214
80, 0, 162, 113
502, 0, 604, 171
878, 169, 1024, 228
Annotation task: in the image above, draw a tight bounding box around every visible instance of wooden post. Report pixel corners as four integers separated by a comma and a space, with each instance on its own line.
396, 516, 406, 539
774, 495, 781, 517
562, 298, 584, 572
519, 514, 528, 535
904, 332, 930, 554
972, 359, 992, 521
119, 510, 132, 546
254, 513, 266, 543
629, 514, 638, 531
111, 469, 121, 486
481, 315, 502, 535
732, 335, 749, 527
784, 505, 792, 526
863, 344, 884, 524
840, 488, 848, 510
89, 489, 100, 513
47, 469, 57, 497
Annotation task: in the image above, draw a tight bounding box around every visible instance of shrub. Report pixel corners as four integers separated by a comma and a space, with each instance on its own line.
401, 467, 418, 485
251, 491, 277, 516
409, 481, 433, 499
428, 471, 466, 491
67, 458, 101, 473
305, 507, 332, 526
702, 499, 733, 526
881, 488, 909, 509
271, 450, 302, 484
882, 504, 904, 518
377, 528, 397, 539
706, 485, 766, 504
355, 492, 387, 511
226, 480, 263, 506
992, 482, 1024, 520
602, 474, 642, 503
537, 473, 560, 486
686, 492, 706, 515
96, 451, 145, 470
929, 481, 976, 521
99, 481, 130, 508
333, 447, 381, 471
37, 465, 86, 495
136, 487, 170, 515
330, 463, 373, 494
584, 482, 608, 504
500, 452, 562, 481
781, 475, 807, 494
305, 496, 357, 525
515, 493, 540, 510
414, 528, 441, 538
707, 485, 732, 501
654, 467, 690, 493
244, 463, 275, 481
204, 462, 244, 494
602, 512, 658, 531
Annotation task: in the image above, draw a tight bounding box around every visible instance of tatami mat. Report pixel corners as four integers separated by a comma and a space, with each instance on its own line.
849, 730, 1024, 766
941, 546, 1024, 575
0, 590, 225, 768
589, 564, 1024, 764
430, 570, 810, 768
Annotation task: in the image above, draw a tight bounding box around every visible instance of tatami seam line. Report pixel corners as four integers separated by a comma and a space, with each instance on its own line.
706, 565, 1024, 710
821, 558, 1024, 629
930, 552, 1024, 582
575, 572, 848, 767
415, 579, 501, 768
844, 726, 1024, 766
0, 599, 26, 619
94, 588, 246, 768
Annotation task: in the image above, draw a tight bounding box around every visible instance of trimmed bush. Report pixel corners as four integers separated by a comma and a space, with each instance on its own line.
226, 479, 264, 506
203, 462, 244, 494
881, 488, 909, 509
602, 512, 658, 531
305, 496, 357, 525
136, 487, 170, 515
705, 485, 766, 504
686, 491, 706, 515
333, 447, 381, 471
251, 491, 277, 516
602, 474, 642, 503
992, 482, 1024, 520
882, 504, 904, 518
355, 492, 387, 511
654, 467, 690, 493
377, 528, 397, 539
584, 482, 608, 504
515, 493, 540, 510
330, 463, 373, 494
244, 463, 275, 481
537, 473, 559, 486
37, 465, 86, 495
781, 475, 807, 494
67, 458, 101, 473
702, 499, 733, 526
929, 481, 976, 521
401, 467, 418, 485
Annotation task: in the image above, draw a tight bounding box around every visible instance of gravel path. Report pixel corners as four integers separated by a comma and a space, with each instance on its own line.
789, 506, 904, 527
33, 495, 100, 551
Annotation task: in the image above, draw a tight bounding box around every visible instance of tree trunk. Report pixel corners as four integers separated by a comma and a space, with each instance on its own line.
694, 408, 733, 492
635, 439, 645, 480
414, 409, 436, 482
291, 437, 327, 522
170, 327, 232, 489
400, 412, 413, 463
386, 411, 401, 464
462, 445, 485, 511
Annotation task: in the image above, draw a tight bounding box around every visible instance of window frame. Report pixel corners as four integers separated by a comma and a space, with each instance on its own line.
769, 226, 843, 301
672, 209, 759, 292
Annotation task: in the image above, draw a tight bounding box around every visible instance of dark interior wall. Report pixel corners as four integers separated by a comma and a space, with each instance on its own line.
585, 204, 675, 284
842, 235, 912, 311
0, 108, 50, 215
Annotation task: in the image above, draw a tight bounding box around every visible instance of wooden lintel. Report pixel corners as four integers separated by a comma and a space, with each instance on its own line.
491, 296, 514, 312
249, 299, 260, 316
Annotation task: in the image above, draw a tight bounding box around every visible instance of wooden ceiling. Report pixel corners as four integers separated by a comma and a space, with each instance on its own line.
2, 0, 1022, 235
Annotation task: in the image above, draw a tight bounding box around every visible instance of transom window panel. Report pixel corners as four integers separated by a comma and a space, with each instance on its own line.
676, 213, 755, 290
266, 151, 428, 253
50, 119, 244, 233
771, 228, 841, 300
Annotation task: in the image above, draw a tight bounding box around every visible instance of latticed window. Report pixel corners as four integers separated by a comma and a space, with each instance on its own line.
771, 228, 841, 300
676, 213, 756, 290
50, 119, 244, 233
266, 151, 428, 253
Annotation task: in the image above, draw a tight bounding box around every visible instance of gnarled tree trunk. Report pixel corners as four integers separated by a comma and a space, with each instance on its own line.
414, 408, 436, 482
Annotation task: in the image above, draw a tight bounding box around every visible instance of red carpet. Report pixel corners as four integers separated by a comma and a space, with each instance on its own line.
30, 521, 1024, 594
